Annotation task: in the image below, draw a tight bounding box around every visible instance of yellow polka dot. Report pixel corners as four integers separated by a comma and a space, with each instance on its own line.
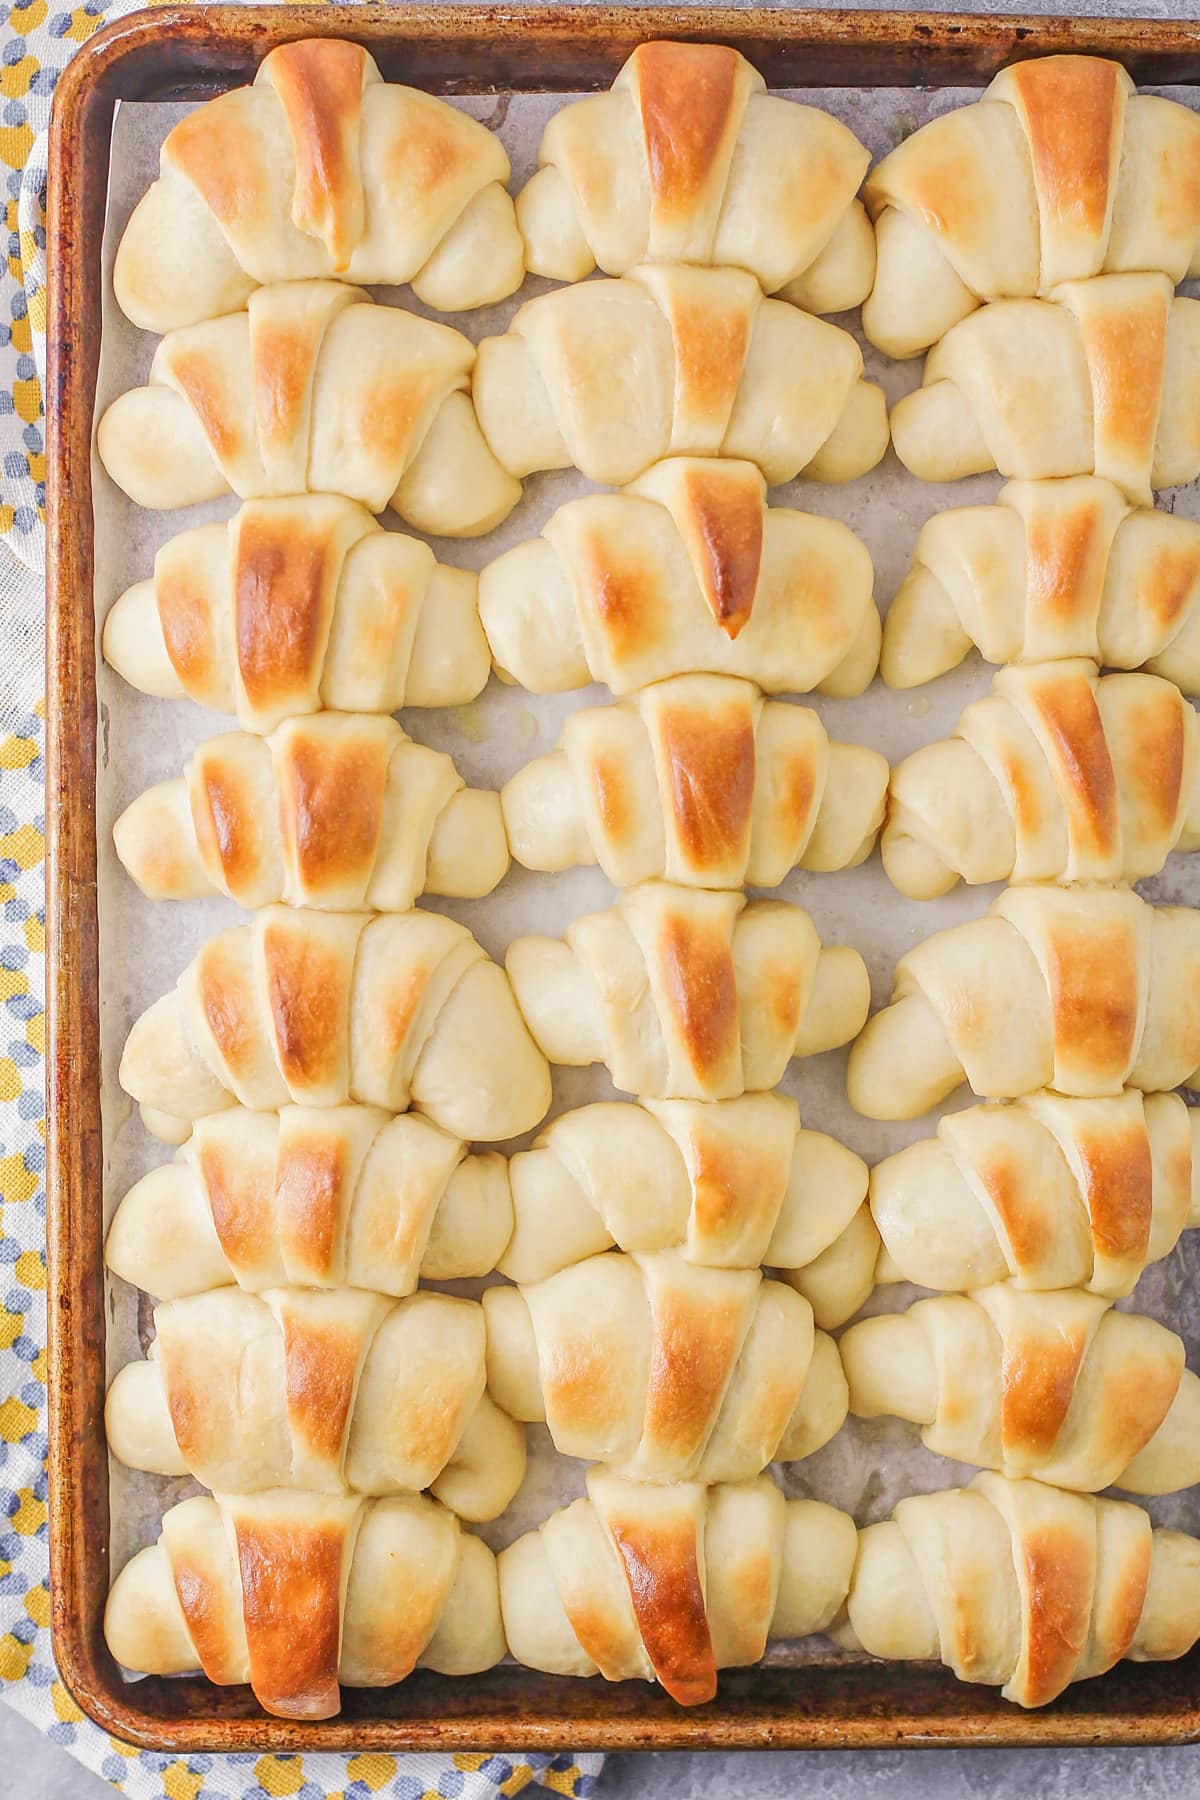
163, 1762, 203, 1800
8, 315, 29, 356
15, 1251, 44, 1291
0, 1155, 37, 1203
52, 1679, 84, 1722
500, 1769, 536, 1798
12, 1489, 45, 1534
25, 1011, 43, 1055
0, 824, 43, 870
0, 1394, 36, 1440
107, 1735, 139, 1760
24, 446, 43, 481
0, 1063, 19, 1105
12, 0, 48, 32
0, 57, 36, 101
0, 1636, 32, 1681
29, 1349, 46, 1385
348, 1756, 397, 1791
0, 970, 28, 1002
66, 9, 104, 42
0, 119, 32, 170
255, 1759, 306, 1798
0, 735, 37, 771
24, 1584, 49, 1628
26, 286, 44, 336
0, 507, 12, 538
537, 1772, 583, 1799
23, 914, 43, 954
0, 1315, 24, 1353
455, 1757, 488, 1774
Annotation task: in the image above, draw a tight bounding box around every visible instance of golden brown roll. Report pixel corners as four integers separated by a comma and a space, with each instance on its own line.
105, 1489, 504, 1719
113, 39, 523, 332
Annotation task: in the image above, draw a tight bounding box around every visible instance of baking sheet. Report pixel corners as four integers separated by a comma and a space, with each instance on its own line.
92, 76, 1200, 1674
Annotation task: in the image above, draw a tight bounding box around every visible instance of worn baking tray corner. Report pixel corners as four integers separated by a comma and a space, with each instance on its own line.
45, 2, 1200, 1752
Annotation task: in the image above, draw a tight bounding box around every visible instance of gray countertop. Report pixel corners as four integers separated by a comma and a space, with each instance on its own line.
26, 0, 1200, 1794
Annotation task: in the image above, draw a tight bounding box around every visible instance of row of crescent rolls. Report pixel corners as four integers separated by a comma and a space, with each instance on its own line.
104, 1469, 1200, 1720
97, 36, 899, 1723
825, 55, 1200, 1722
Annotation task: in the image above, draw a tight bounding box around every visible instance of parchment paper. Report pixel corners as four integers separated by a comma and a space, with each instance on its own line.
90, 76, 1200, 1676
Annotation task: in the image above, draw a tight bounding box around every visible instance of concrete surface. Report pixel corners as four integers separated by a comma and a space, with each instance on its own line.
23, 0, 1200, 1793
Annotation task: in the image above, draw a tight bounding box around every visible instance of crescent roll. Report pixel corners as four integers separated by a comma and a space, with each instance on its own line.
119, 906, 551, 1144
506, 882, 870, 1102
838, 1473, 1200, 1709
847, 886, 1200, 1120
518, 41, 873, 312
113, 39, 523, 334
105, 1490, 504, 1719
502, 1093, 875, 1329
502, 675, 888, 888
96, 281, 520, 536
101, 495, 489, 730
889, 273, 1200, 503
881, 476, 1200, 693
104, 1105, 513, 1301
483, 1250, 848, 1481
883, 660, 1200, 897
472, 266, 888, 489
870, 1090, 1200, 1300
501, 1470, 855, 1705
842, 1287, 1200, 1496
479, 457, 879, 698
863, 56, 1200, 358
105, 1286, 524, 1521
113, 712, 508, 910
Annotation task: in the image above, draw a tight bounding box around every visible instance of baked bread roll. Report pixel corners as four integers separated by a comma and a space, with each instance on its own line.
501, 1469, 855, 1704
518, 41, 873, 313
114, 712, 509, 909
106, 1286, 524, 1522
472, 266, 888, 489
889, 273, 1200, 502
484, 1251, 847, 1481
506, 882, 870, 1102
881, 476, 1200, 693
847, 886, 1200, 1120
480, 458, 879, 698
883, 660, 1200, 897
105, 1489, 504, 1719
503, 675, 887, 888
863, 56, 1200, 359
842, 1287, 1200, 1496
114, 40, 524, 334
870, 1090, 1200, 1300
96, 281, 520, 536
105, 1104, 512, 1301
502, 1093, 876, 1329
837, 1473, 1200, 1708
102, 495, 489, 730
119, 906, 551, 1144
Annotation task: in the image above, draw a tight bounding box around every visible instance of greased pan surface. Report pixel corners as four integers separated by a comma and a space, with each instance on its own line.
46, 4, 1200, 1751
